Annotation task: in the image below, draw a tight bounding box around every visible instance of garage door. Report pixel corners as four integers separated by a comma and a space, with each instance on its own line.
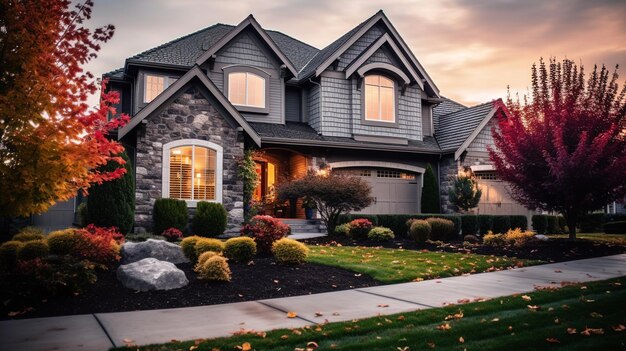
475, 172, 532, 217
336, 168, 420, 214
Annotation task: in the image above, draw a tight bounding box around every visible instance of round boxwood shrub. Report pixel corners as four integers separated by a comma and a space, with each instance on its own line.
161, 228, 183, 242
12, 227, 45, 242
192, 202, 228, 237
0, 240, 24, 267
47, 229, 85, 256
196, 251, 221, 267
348, 218, 373, 239
367, 226, 395, 242
460, 215, 479, 236
153, 198, 188, 237
195, 256, 231, 282
426, 217, 456, 241
224, 237, 257, 263
483, 233, 506, 247
409, 220, 431, 244
180, 236, 203, 262
272, 238, 309, 265
194, 238, 225, 259
334, 223, 351, 236
18, 240, 49, 261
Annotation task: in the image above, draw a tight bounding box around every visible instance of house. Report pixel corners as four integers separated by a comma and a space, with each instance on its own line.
33, 11, 531, 233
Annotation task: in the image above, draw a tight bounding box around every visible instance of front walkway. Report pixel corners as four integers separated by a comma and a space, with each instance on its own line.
1, 254, 624, 351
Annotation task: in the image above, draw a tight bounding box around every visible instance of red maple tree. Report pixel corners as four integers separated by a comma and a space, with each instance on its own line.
490, 58, 626, 238
0, 0, 128, 220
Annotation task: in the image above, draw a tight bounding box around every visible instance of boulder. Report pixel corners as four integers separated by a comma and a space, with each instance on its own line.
117, 258, 189, 291
534, 234, 550, 241
121, 239, 189, 264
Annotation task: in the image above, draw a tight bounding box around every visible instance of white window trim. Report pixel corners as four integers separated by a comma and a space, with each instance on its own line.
143, 74, 177, 104
162, 139, 223, 207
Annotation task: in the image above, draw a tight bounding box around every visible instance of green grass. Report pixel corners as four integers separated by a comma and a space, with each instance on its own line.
112, 278, 626, 351
548, 233, 626, 245
306, 245, 542, 284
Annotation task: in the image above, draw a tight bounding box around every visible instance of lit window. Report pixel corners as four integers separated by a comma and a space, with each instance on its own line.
169, 145, 216, 201
364, 75, 395, 122
144, 74, 177, 103
228, 72, 266, 108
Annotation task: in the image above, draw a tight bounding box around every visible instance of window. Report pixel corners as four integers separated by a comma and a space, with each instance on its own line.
364, 75, 395, 122
228, 72, 266, 108
143, 74, 177, 103
376, 169, 416, 179
163, 140, 223, 205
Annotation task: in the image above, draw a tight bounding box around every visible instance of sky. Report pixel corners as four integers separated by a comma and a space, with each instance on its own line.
85, 0, 626, 107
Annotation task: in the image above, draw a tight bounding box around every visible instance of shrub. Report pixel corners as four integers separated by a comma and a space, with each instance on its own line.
18, 240, 49, 261
367, 227, 395, 242
448, 174, 482, 212
604, 221, 626, 234
579, 213, 605, 232
426, 217, 455, 241
47, 229, 86, 256
195, 256, 231, 282
532, 215, 548, 234
153, 198, 188, 236
161, 228, 183, 242
78, 225, 123, 267
557, 216, 567, 233
86, 150, 135, 234
492, 216, 511, 234
272, 238, 309, 265
463, 234, 480, 243
196, 251, 220, 267
478, 215, 494, 235
348, 218, 373, 239
240, 215, 290, 253
181, 236, 203, 262
224, 237, 257, 263
503, 228, 535, 247
338, 214, 379, 226
76, 202, 88, 227
409, 220, 431, 244
421, 164, 440, 213
510, 216, 528, 231
334, 223, 351, 236
194, 238, 225, 259
483, 233, 506, 247
376, 214, 413, 237
460, 215, 479, 236
546, 216, 560, 234
12, 227, 45, 242
0, 241, 24, 268
192, 202, 228, 237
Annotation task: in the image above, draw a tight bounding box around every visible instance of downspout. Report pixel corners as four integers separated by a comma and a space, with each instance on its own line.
309, 78, 322, 135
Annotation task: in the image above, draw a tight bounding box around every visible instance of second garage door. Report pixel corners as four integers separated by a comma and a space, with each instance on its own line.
336, 168, 420, 215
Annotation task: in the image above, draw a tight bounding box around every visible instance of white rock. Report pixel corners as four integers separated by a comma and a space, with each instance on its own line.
121, 239, 189, 264
117, 258, 188, 291
534, 234, 550, 241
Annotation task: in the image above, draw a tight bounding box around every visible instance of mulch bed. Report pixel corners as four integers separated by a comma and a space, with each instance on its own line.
303, 235, 626, 262
2, 258, 379, 321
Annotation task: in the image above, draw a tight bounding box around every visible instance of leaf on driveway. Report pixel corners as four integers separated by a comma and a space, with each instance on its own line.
612, 324, 626, 332
546, 338, 560, 343
377, 304, 389, 308
566, 328, 577, 334
287, 311, 298, 318
122, 338, 134, 344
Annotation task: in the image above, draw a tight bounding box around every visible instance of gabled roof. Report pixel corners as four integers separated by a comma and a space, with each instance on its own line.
117, 23, 318, 73
117, 65, 260, 146
436, 100, 496, 153
195, 15, 298, 77
433, 97, 467, 132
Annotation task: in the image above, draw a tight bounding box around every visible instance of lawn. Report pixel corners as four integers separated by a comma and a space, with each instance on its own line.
113, 277, 626, 351
548, 233, 626, 245
306, 245, 542, 284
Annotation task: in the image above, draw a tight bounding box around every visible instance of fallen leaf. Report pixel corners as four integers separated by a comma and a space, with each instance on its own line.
491, 318, 500, 322
377, 304, 389, 308
426, 341, 436, 349
566, 328, 577, 334
612, 324, 626, 332
123, 338, 134, 344
521, 295, 532, 301
287, 311, 298, 318
527, 305, 540, 311
307, 341, 319, 349
397, 315, 405, 321
554, 318, 560, 324
459, 336, 465, 343
436, 323, 452, 330
580, 327, 604, 336
280, 335, 289, 340
314, 312, 324, 317
589, 312, 603, 318
546, 338, 560, 343
554, 269, 562, 273
457, 298, 470, 304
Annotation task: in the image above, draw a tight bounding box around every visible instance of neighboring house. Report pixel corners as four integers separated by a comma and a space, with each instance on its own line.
34, 11, 531, 233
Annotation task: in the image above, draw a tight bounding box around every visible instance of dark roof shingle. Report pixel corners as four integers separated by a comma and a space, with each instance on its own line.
436, 101, 495, 151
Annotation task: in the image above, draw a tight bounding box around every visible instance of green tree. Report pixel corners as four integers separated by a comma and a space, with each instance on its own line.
421, 164, 440, 213
86, 151, 134, 233
448, 173, 482, 212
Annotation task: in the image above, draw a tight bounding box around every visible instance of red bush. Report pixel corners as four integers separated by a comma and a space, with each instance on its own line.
76, 225, 123, 268
348, 218, 373, 239
240, 215, 290, 253
162, 227, 183, 241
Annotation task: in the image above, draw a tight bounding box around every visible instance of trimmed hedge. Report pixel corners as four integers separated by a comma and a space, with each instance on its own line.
460, 215, 479, 236
532, 215, 548, 234
338, 214, 378, 226
510, 216, 528, 231
580, 213, 626, 232
478, 215, 494, 235
153, 198, 188, 236
604, 221, 626, 234
192, 202, 227, 237
532, 215, 564, 234
492, 216, 511, 234
547, 216, 559, 234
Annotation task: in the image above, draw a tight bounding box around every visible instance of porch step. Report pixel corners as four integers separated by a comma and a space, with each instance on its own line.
279, 219, 326, 235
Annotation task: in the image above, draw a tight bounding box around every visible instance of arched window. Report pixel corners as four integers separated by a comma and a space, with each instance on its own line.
162, 140, 223, 205
364, 74, 395, 123
228, 72, 266, 108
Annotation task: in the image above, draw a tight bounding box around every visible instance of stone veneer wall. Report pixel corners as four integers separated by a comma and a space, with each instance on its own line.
134, 86, 244, 233
439, 154, 458, 214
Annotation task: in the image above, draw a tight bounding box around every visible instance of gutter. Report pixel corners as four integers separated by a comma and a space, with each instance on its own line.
261, 137, 442, 155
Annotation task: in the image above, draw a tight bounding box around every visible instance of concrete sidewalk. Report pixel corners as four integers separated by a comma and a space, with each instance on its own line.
1, 254, 624, 351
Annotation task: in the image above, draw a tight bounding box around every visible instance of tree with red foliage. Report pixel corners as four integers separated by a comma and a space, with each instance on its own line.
490, 58, 626, 239
0, 0, 128, 222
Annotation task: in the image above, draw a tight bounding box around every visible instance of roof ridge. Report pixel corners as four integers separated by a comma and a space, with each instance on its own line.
128, 23, 233, 61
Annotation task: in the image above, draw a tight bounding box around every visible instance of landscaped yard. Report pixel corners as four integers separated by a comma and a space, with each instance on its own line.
307, 245, 542, 284
113, 277, 626, 351
548, 233, 626, 245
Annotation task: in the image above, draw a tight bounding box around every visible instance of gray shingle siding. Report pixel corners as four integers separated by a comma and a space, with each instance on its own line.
215, 31, 276, 69
308, 84, 321, 132
337, 25, 384, 70
285, 87, 301, 122
364, 47, 396, 66
465, 119, 496, 165
321, 76, 352, 137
